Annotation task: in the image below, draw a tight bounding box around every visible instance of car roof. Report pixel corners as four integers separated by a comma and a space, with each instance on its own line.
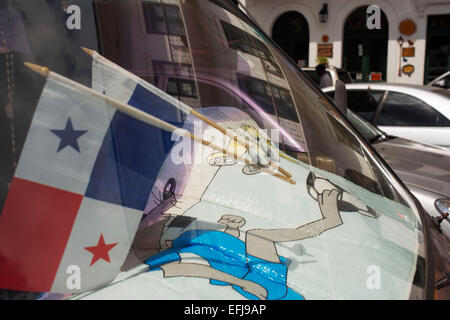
340, 82, 445, 92
323, 83, 450, 118
301, 66, 345, 71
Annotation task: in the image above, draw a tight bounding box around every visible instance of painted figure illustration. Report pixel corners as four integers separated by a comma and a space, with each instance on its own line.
129, 124, 380, 301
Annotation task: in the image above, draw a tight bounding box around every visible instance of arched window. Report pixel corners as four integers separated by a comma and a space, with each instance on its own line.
272, 11, 309, 66
425, 14, 450, 84
343, 6, 388, 82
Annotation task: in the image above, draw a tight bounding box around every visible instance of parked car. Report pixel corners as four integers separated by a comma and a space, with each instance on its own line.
337, 107, 450, 238
323, 83, 450, 148
0, 0, 447, 300
428, 70, 450, 89
301, 66, 353, 87
326, 85, 450, 298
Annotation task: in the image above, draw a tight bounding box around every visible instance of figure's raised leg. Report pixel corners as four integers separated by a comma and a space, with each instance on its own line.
160, 262, 267, 300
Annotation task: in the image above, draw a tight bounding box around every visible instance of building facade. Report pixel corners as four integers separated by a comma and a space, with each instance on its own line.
242, 0, 450, 85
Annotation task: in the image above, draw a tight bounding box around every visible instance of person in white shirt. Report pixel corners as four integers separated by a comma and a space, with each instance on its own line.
316, 64, 332, 89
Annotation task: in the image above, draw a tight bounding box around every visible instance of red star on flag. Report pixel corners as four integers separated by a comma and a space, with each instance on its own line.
84, 234, 118, 267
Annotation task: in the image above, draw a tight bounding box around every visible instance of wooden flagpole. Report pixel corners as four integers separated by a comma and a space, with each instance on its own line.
81, 47, 292, 179
25, 62, 295, 185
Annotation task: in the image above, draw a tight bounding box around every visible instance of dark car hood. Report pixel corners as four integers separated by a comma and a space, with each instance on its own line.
373, 137, 450, 197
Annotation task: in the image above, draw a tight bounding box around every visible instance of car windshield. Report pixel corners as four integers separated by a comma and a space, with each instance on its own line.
0, 0, 429, 300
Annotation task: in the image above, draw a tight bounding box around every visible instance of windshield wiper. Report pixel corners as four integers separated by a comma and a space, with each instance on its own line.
369, 134, 395, 144
369, 134, 385, 144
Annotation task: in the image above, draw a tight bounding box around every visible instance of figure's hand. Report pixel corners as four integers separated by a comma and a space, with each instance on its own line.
207, 154, 237, 166
218, 214, 246, 229
318, 189, 341, 218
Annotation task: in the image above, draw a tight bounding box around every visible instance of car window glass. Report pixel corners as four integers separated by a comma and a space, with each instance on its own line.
376, 91, 450, 127
346, 90, 384, 121
302, 70, 332, 87
337, 71, 352, 84
0, 0, 426, 300
0, 0, 414, 209
324, 91, 384, 141
301, 70, 320, 86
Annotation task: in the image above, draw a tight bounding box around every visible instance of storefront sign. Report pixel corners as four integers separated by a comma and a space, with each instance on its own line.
317, 44, 333, 58
402, 64, 415, 77
369, 72, 382, 81
399, 19, 417, 36
402, 47, 415, 57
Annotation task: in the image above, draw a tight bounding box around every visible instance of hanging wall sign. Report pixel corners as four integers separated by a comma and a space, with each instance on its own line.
399, 19, 417, 36
402, 47, 415, 57
402, 64, 415, 77
369, 72, 382, 81
317, 44, 333, 58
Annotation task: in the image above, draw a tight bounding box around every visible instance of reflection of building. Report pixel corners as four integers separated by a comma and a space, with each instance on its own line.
0, 0, 99, 213
95, 0, 305, 151
242, 0, 450, 85
96, 0, 201, 107
213, 11, 305, 147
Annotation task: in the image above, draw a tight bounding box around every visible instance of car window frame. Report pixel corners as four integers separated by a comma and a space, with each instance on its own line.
343, 88, 387, 123
371, 90, 389, 123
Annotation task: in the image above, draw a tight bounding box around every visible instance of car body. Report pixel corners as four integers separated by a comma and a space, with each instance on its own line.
301, 66, 353, 87
330, 107, 450, 238
0, 0, 446, 300
428, 70, 450, 89
323, 83, 450, 148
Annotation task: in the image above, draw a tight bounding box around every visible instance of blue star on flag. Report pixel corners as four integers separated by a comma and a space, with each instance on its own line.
50, 118, 87, 153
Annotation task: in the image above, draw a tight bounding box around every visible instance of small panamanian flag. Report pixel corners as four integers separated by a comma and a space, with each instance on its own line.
0, 57, 185, 293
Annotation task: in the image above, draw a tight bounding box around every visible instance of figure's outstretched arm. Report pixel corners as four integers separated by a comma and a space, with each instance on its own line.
246, 189, 342, 263
160, 261, 267, 300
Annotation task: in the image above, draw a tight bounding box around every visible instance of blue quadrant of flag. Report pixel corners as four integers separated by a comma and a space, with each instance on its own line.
85, 84, 186, 211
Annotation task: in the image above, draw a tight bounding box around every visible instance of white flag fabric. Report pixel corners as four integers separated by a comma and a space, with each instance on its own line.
0, 72, 150, 293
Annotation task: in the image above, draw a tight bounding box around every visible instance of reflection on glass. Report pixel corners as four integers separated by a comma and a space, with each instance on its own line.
376, 92, 450, 127
0, 0, 428, 300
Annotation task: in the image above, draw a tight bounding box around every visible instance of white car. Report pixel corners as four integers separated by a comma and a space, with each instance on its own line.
323, 83, 450, 148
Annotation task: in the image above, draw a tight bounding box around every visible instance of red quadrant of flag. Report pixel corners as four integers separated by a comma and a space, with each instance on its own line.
0, 177, 82, 292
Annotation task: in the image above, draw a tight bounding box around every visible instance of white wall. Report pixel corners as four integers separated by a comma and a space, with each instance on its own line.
244, 0, 450, 85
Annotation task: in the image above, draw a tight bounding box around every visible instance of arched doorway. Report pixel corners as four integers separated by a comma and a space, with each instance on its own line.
343, 6, 388, 82
272, 11, 309, 67
425, 14, 450, 84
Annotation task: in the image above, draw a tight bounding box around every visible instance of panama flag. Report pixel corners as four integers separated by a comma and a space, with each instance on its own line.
0, 62, 184, 293
89, 50, 191, 120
